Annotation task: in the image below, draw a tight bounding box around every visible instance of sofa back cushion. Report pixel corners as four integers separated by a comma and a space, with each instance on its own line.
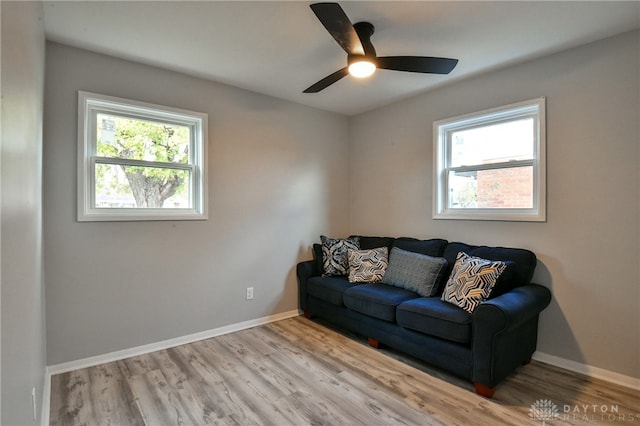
442, 242, 537, 297
313, 237, 534, 297
314, 236, 394, 276
355, 236, 396, 250
315, 237, 446, 277
392, 237, 448, 257
313, 243, 323, 274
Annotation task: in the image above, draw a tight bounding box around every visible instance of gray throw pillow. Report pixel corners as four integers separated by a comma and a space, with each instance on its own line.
382, 247, 448, 297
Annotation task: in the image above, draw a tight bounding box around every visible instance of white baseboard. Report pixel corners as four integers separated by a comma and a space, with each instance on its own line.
533, 351, 640, 391
47, 309, 300, 376
41, 367, 51, 426
42, 309, 300, 426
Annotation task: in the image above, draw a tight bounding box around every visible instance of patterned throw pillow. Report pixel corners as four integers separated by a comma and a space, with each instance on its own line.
382, 247, 448, 297
321, 235, 360, 276
442, 252, 507, 313
347, 247, 389, 283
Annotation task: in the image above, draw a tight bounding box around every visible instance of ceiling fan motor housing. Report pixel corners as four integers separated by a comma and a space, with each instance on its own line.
348, 54, 377, 67
353, 22, 377, 58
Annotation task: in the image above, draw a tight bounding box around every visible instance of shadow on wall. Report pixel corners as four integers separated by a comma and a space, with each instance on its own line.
530, 257, 587, 403
534, 257, 584, 360
268, 243, 313, 316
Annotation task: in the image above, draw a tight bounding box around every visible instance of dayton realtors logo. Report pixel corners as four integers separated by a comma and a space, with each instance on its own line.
529, 399, 640, 424
529, 399, 559, 425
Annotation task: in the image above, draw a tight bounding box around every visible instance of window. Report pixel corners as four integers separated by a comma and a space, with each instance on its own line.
78, 91, 208, 221
433, 98, 545, 221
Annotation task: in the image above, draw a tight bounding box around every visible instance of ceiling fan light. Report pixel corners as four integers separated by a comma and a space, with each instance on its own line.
348, 60, 376, 78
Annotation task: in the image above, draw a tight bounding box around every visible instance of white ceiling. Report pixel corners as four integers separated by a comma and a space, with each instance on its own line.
43, 1, 640, 116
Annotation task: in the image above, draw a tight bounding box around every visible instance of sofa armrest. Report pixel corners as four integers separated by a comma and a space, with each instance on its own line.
471, 283, 551, 388
297, 260, 319, 312
473, 284, 551, 332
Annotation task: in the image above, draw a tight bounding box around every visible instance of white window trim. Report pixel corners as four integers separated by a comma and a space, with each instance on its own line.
432, 97, 546, 222
77, 91, 208, 222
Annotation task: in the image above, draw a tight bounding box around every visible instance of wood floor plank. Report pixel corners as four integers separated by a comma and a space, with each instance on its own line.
127, 368, 196, 425
196, 339, 295, 425
181, 342, 266, 425
264, 319, 525, 426
270, 317, 524, 426
87, 362, 145, 426
49, 316, 640, 426
50, 368, 95, 426
164, 346, 234, 423
147, 349, 221, 425
259, 342, 374, 424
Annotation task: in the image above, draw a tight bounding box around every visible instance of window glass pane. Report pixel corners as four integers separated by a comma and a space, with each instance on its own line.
448, 166, 533, 209
96, 113, 190, 164
448, 170, 477, 208
95, 163, 191, 209
450, 118, 534, 167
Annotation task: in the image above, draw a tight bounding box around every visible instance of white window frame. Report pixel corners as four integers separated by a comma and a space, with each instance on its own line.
78, 91, 208, 222
433, 97, 546, 222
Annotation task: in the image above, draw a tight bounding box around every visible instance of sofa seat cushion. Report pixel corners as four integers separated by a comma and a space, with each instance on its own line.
307, 276, 357, 306
397, 297, 472, 344
343, 283, 419, 322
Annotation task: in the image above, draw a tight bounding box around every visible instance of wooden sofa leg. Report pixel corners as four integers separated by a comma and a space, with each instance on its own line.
303, 311, 312, 319
367, 337, 380, 348
522, 357, 532, 365
474, 383, 496, 398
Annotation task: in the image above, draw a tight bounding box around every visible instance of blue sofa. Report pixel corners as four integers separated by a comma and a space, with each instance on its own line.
296, 236, 552, 397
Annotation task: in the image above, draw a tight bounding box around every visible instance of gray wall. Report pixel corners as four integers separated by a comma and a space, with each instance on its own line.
1, 1, 47, 424
349, 31, 639, 379
43, 26, 639, 384
44, 43, 350, 364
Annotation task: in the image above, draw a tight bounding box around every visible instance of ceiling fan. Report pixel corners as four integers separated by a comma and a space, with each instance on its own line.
303, 2, 459, 93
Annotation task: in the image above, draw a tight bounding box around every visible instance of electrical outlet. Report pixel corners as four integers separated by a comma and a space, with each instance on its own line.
246, 287, 254, 300
31, 387, 37, 421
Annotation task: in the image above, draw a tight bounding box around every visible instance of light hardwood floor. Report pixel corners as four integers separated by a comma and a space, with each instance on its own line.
50, 316, 639, 425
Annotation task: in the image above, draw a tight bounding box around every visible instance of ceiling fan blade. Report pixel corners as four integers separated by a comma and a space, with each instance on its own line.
303, 67, 349, 93
310, 3, 364, 55
377, 56, 458, 74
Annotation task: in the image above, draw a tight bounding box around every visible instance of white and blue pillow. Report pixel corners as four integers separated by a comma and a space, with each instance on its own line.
441, 252, 507, 313
321, 235, 360, 276
347, 247, 389, 283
